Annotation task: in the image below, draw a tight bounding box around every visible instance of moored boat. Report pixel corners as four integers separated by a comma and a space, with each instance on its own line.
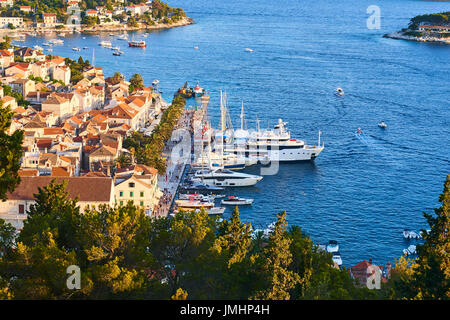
221, 196, 253, 206
326, 240, 339, 253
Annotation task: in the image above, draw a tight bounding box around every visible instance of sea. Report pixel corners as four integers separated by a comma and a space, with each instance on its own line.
19, 0, 450, 267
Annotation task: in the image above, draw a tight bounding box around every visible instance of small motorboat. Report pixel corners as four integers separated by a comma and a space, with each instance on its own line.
403, 244, 417, 256
332, 252, 343, 266
244, 48, 254, 52
221, 196, 254, 206
403, 229, 421, 240
112, 50, 122, 56
193, 82, 205, 97
83, 46, 88, 49
194, 46, 199, 50
356, 127, 363, 135
72, 47, 81, 51
335, 87, 344, 96
378, 121, 387, 129
326, 240, 339, 253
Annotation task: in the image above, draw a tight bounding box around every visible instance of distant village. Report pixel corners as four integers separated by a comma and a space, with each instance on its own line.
0, 0, 189, 31
0, 43, 168, 230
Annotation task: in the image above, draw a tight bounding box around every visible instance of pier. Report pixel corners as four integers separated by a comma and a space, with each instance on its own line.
154, 96, 210, 217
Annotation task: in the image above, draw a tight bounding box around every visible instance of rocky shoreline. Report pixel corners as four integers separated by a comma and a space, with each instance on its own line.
0, 17, 195, 35
383, 31, 450, 44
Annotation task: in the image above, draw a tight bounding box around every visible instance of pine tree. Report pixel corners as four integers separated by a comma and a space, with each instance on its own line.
213, 206, 252, 268
414, 173, 450, 299
252, 211, 301, 300
0, 105, 24, 201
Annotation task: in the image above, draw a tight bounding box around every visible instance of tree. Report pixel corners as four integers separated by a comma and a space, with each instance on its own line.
213, 206, 252, 268
251, 211, 301, 300
0, 36, 11, 50
171, 288, 188, 300
414, 174, 450, 299
129, 73, 144, 93
0, 104, 24, 201
0, 181, 156, 299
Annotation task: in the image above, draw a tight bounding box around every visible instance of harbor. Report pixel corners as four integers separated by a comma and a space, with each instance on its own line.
9, 0, 449, 268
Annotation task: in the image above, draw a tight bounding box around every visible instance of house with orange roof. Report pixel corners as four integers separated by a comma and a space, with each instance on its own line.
19, 5, 31, 12
5, 63, 31, 77
0, 176, 115, 229
0, 96, 17, 110
0, 49, 14, 71
43, 13, 58, 27
114, 164, 161, 215
41, 93, 71, 121
105, 103, 140, 130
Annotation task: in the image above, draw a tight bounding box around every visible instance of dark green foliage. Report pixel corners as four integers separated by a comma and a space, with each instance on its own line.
0, 103, 23, 201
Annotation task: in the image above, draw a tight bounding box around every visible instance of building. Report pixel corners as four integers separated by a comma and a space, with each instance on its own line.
0, 176, 115, 229
349, 259, 389, 288
43, 13, 58, 27
11, 78, 36, 98
0, 17, 24, 29
114, 164, 161, 216
418, 25, 450, 32
19, 6, 32, 12
0, 0, 13, 8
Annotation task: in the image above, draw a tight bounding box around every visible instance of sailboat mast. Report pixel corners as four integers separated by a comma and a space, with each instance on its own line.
240, 102, 244, 130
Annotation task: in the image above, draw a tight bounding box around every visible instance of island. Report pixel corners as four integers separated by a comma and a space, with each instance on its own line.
0, 0, 194, 35
384, 11, 450, 44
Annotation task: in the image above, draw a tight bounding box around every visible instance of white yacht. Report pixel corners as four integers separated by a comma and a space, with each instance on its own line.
193, 152, 248, 170
72, 47, 81, 51
220, 100, 324, 162
223, 119, 324, 162
221, 196, 254, 206
99, 40, 112, 48
326, 240, 339, 253
192, 168, 263, 187
378, 121, 387, 129
332, 252, 343, 266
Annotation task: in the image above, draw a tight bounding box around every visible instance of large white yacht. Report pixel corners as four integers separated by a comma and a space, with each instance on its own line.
223, 119, 324, 162
215, 97, 324, 162
192, 168, 263, 187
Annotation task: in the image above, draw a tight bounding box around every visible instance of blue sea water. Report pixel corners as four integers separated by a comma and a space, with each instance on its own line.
20, 0, 450, 267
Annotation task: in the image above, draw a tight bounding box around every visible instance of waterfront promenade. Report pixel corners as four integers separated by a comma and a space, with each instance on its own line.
154, 108, 193, 217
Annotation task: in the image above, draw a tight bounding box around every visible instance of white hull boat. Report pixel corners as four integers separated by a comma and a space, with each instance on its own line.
326, 240, 339, 253
192, 168, 263, 187
221, 196, 254, 206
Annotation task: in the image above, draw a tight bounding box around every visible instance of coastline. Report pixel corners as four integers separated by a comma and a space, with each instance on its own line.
0, 17, 195, 36
383, 31, 450, 44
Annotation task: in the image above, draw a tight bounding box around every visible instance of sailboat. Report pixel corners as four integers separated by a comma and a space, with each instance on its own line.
192, 91, 263, 187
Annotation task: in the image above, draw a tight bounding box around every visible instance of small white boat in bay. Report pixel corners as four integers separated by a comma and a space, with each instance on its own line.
72, 47, 81, 51
245, 48, 254, 52
332, 252, 343, 266
326, 240, 339, 253
221, 196, 253, 206
335, 87, 344, 96
403, 244, 417, 256
378, 121, 387, 129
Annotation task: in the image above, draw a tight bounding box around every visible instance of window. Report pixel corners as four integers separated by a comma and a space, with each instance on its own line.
120, 201, 123, 205
129, 182, 135, 188
140, 201, 144, 206
119, 191, 123, 197
140, 192, 144, 197
130, 192, 134, 197
18, 204, 24, 214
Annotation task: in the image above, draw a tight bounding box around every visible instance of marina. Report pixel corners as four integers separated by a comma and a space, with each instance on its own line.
11, 0, 449, 268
